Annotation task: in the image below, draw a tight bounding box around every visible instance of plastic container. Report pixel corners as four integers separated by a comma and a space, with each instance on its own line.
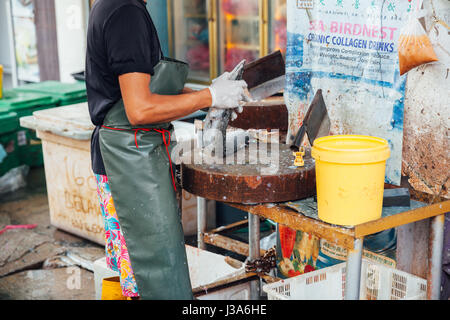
311, 135, 390, 226
0, 110, 20, 177
0, 90, 59, 168
14, 81, 87, 106
264, 259, 427, 300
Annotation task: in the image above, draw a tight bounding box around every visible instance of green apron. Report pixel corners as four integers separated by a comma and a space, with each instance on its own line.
99, 55, 193, 300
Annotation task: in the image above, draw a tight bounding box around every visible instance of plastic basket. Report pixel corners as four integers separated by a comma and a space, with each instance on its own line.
263, 259, 427, 300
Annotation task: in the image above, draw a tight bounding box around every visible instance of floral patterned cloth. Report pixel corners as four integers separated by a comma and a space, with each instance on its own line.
95, 174, 139, 298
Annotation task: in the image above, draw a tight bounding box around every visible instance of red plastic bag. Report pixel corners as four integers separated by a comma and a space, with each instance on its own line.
398, 0, 438, 75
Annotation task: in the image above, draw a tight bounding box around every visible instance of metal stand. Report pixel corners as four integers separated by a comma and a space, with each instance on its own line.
248, 213, 261, 300
197, 196, 207, 250
344, 238, 364, 300
428, 214, 445, 300
227, 200, 449, 300
194, 191, 449, 300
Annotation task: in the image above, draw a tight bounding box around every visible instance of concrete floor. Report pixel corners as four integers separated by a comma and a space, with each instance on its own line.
0, 167, 104, 300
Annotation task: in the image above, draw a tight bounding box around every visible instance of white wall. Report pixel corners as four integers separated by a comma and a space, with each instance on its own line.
54, 0, 89, 82
0, 0, 15, 88
402, 0, 450, 199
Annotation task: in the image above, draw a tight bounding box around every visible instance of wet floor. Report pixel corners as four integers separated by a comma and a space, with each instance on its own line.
0, 167, 258, 300
0, 167, 109, 300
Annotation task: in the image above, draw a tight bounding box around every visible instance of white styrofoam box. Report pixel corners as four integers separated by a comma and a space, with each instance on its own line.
24, 104, 105, 245
186, 245, 245, 288
93, 245, 247, 300
93, 257, 120, 300
197, 282, 251, 300
172, 120, 196, 142
263, 259, 427, 300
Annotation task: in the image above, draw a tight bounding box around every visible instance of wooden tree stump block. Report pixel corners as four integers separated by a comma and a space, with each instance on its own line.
181, 144, 316, 204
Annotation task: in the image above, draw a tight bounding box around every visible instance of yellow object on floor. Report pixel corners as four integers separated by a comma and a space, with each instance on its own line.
311, 135, 390, 226
101, 276, 128, 300
0, 65, 3, 99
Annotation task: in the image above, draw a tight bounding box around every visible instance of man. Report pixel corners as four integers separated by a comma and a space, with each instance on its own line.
86, 0, 248, 299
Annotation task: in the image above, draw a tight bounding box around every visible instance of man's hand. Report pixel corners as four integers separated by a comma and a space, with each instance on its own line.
208, 77, 249, 109
208, 61, 252, 120
208, 63, 253, 110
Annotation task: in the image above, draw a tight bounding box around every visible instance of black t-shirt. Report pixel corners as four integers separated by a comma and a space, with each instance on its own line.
85, 0, 161, 175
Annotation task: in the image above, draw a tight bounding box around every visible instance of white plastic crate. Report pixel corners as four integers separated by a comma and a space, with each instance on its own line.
263, 260, 427, 300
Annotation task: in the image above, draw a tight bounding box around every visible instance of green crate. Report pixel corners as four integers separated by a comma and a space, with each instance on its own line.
0, 109, 19, 134
0, 90, 58, 117
14, 80, 87, 106
59, 97, 88, 106
0, 111, 20, 177
0, 90, 58, 168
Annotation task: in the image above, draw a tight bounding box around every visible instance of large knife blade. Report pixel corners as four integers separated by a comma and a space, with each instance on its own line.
248, 75, 285, 102
243, 50, 285, 101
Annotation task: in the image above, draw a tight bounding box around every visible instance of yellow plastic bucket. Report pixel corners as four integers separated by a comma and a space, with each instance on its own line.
101, 276, 128, 300
0, 65, 3, 99
311, 135, 390, 226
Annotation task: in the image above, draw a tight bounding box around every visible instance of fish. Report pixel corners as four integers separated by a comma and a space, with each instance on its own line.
202, 60, 247, 157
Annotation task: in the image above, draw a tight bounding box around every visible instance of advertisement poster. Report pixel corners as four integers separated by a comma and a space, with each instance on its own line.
286, 0, 412, 185
11, 0, 39, 82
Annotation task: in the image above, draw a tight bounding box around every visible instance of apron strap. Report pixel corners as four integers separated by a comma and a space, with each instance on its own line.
102, 125, 177, 191
147, 10, 165, 61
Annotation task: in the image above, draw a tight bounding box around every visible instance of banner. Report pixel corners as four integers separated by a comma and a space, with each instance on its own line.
286, 0, 413, 185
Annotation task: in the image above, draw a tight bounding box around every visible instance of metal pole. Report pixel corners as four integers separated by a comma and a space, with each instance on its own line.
249, 213, 261, 260
248, 213, 260, 300
197, 196, 207, 250
344, 238, 363, 300
427, 214, 445, 300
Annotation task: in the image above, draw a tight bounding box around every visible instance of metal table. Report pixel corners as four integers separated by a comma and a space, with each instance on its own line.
195, 195, 449, 300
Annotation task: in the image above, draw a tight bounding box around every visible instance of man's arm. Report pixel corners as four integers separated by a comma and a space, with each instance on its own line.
119, 72, 212, 125
182, 87, 196, 94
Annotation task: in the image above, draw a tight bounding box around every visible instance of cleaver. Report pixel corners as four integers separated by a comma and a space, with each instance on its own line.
292, 89, 331, 149
242, 50, 286, 101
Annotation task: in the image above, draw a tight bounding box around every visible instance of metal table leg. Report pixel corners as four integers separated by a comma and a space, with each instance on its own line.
197, 196, 207, 250
344, 238, 363, 300
427, 214, 445, 300
248, 213, 260, 300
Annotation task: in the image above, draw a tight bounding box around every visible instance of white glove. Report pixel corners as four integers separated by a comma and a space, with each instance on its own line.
231, 105, 244, 121
211, 71, 231, 84
211, 70, 246, 120
208, 74, 251, 109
